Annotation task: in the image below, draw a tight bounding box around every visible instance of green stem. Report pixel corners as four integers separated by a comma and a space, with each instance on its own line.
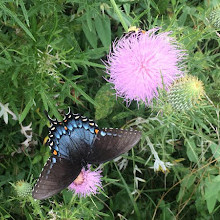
30, 197, 44, 219
110, 0, 128, 32
114, 163, 141, 219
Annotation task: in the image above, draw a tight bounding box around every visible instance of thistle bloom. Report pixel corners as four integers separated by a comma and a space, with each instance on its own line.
68, 166, 102, 197
105, 28, 186, 104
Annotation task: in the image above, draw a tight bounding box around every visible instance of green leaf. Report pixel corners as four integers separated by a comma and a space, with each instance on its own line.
0, 57, 12, 68
205, 181, 220, 200
177, 175, 196, 202
109, 0, 130, 31
123, 3, 131, 15
62, 190, 73, 204
157, 0, 169, 14
97, 211, 109, 217
12, 67, 20, 88
19, 99, 34, 123
39, 90, 62, 120
114, 164, 141, 219
46, 98, 62, 121
171, 0, 176, 7
19, 0, 30, 27
32, 155, 42, 165
43, 151, 50, 164
178, 6, 190, 26
177, 187, 185, 202
186, 139, 198, 162
95, 84, 116, 120
94, 15, 111, 48
0, 4, 35, 41
112, 112, 133, 121
206, 196, 217, 214
82, 21, 97, 48
61, 74, 97, 107
40, 90, 49, 111
204, 175, 220, 213
86, 9, 93, 31
181, 174, 196, 189
159, 200, 173, 220
210, 143, 220, 161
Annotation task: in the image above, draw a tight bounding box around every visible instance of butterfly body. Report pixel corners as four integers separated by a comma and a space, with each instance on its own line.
32, 109, 141, 200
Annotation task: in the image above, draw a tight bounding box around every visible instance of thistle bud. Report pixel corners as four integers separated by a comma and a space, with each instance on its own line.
14, 180, 32, 198
209, 5, 220, 29
168, 75, 205, 111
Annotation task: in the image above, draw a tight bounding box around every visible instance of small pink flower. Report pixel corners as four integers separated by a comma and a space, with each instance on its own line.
105, 28, 186, 104
68, 166, 102, 197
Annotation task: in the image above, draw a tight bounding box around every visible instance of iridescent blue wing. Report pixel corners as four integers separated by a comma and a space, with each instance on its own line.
32, 156, 81, 200
47, 112, 97, 163
87, 128, 141, 164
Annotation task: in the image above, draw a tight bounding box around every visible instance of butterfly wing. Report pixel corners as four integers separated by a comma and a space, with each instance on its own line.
87, 128, 141, 164
32, 156, 81, 200
33, 113, 98, 200
33, 110, 141, 200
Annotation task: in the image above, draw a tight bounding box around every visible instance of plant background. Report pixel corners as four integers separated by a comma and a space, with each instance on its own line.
0, 0, 220, 219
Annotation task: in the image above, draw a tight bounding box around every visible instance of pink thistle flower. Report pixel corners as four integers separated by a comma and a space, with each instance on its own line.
68, 165, 102, 197
105, 28, 186, 104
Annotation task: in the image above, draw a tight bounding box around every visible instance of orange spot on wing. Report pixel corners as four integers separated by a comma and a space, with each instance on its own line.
64, 126, 68, 131
53, 150, 58, 155
95, 129, 99, 134
64, 120, 67, 122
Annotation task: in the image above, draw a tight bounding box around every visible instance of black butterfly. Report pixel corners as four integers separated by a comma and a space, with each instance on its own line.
32, 109, 141, 200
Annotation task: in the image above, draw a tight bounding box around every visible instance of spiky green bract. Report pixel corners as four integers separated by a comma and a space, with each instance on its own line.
209, 5, 220, 29
14, 180, 32, 198
167, 75, 205, 111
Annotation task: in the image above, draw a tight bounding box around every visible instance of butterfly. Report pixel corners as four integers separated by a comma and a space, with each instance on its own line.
32, 108, 141, 200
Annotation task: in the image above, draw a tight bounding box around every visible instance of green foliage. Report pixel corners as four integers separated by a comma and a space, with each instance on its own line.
0, 0, 220, 219
95, 84, 116, 120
